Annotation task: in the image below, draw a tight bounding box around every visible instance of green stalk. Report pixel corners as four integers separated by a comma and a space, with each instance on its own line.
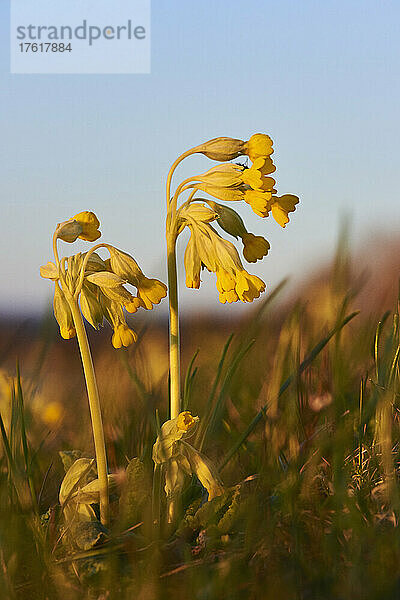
165, 148, 199, 420
68, 296, 109, 526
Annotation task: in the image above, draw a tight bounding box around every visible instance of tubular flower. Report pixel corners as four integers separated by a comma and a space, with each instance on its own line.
244, 133, 274, 162
73, 211, 101, 242
196, 137, 245, 161
192, 183, 245, 203
184, 230, 201, 289
270, 194, 300, 227
136, 276, 168, 310
241, 157, 276, 191
181, 215, 266, 304
216, 267, 265, 303
243, 189, 273, 217
108, 247, 167, 309
197, 163, 244, 188
242, 233, 270, 263
100, 295, 138, 349
112, 323, 137, 349
53, 284, 76, 339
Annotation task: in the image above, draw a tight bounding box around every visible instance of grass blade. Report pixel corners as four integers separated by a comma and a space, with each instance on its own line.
219, 311, 359, 471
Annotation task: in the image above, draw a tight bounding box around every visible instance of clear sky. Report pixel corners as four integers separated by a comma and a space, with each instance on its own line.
1, 0, 399, 316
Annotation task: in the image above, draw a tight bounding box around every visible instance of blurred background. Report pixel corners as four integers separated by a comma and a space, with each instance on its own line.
1, 0, 399, 316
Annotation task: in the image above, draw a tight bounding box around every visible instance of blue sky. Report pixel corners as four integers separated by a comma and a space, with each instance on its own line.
1, 0, 399, 315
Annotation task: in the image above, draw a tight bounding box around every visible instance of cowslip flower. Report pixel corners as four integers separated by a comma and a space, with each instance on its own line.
152, 411, 224, 501
41, 212, 166, 349
241, 233, 270, 263
241, 157, 276, 191
181, 207, 267, 303
270, 194, 300, 228
244, 133, 274, 162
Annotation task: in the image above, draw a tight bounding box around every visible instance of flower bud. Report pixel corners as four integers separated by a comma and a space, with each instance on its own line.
207, 201, 247, 239
196, 137, 245, 161
56, 220, 83, 243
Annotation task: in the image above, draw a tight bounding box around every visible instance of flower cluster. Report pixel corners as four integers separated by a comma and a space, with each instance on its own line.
40, 211, 167, 348
168, 133, 299, 305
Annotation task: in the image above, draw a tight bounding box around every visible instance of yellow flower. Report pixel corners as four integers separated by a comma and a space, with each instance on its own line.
242, 157, 276, 191
136, 277, 167, 310
53, 285, 76, 340
243, 189, 273, 217
184, 231, 201, 289
176, 411, 198, 432
216, 269, 238, 303
60, 326, 76, 340
112, 323, 137, 349
245, 133, 274, 162
193, 183, 245, 203
124, 297, 142, 314
73, 211, 101, 242
242, 233, 270, 263
216, 267, 266, 304
197, 163, 244, 188
270, 194, 300, 227
235, 270, 266, 302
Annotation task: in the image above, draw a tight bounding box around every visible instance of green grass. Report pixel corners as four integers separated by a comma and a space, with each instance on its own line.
0, 252, 399, 600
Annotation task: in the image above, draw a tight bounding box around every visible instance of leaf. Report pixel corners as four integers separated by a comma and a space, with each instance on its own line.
119, 458, 152, 527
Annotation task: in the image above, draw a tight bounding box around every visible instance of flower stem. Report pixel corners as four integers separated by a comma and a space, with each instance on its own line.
68, 296, 109, 525
167, 233, 181, 419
